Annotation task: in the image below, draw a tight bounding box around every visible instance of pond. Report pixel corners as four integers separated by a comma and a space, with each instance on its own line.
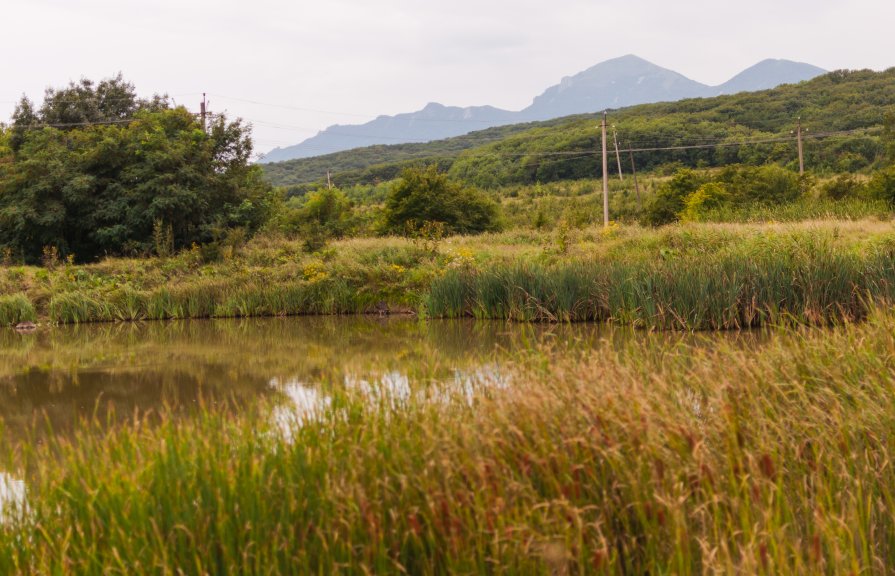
0, 316, 767, 521
0, 317, 765, 440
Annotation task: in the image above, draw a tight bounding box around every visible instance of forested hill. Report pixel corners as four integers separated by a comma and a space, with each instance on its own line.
263, 68, 895, 192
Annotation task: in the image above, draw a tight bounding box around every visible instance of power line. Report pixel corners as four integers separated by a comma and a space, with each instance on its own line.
263, 128, 873, 163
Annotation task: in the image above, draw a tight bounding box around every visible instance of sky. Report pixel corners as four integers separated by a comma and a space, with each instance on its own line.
2, 0, 894, 156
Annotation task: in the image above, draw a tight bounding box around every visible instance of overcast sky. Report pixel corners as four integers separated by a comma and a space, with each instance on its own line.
2, 0, 893, 155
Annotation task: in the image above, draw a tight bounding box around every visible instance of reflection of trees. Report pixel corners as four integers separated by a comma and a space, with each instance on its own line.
0, 366, 273, 444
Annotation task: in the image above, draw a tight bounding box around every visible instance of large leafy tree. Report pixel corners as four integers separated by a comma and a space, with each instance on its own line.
0, 76, 273, 262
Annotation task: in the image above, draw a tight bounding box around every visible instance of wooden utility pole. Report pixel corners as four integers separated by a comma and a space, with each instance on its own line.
612, 127, 624, 181
628, 144, 642, 210
200, 93, 208, 133
326, 171, 333, 189
796, 117, 805, 176
601, 112, 609, 227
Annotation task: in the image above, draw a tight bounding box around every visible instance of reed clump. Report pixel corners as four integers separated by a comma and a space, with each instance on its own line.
4, 308, 895, 572
0, 294, 35, 326
6, 220, 895, 328
427, 231, 895, 329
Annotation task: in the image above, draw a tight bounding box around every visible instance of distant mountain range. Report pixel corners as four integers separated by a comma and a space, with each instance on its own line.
259, 55, 826, 164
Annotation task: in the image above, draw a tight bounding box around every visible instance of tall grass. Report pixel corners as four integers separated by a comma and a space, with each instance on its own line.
48, 292, 117, 324
5, 308, 895, 572
14, 220, 895, 328
427, 235, 895, 329
47, 279, 372, 324
0, 294, 35, 326
695, 197, 892, 223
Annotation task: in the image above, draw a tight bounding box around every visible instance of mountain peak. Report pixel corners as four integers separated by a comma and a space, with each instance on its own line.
522, 55, 708, 120
716, 59, 827, 95
260, 56, 828, 163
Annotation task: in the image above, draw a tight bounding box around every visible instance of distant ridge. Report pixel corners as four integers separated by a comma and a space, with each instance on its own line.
260, 55, 826, 163
715, 59, 827, 95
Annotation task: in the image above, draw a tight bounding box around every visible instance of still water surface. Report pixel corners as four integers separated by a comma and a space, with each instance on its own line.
0, 316, 765, 516
0, 317, 767, 441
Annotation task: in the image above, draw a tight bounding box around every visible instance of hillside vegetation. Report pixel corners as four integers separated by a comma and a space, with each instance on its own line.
263, 69, 895, 192
260, 116, 574, 191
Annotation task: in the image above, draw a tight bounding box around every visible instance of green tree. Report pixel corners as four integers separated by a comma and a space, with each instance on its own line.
383, 165, 500, 235
9, 97, 38, 152
0, 78, 273, 263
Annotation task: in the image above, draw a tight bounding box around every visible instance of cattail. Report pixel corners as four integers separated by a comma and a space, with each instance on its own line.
811, 534, 822, 564
408, 513, 422, 537
759, 453, 776, 480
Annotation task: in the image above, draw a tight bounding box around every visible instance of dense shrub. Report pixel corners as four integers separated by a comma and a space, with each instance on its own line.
645, 165, 805, 226
382, 165, 501, 235
821, 175, 867, 200
869, 166, 895, 206
643, 169, 707, 226
717, 164, 803, 205
271, 187, 358, 251
680, 182, 730, 221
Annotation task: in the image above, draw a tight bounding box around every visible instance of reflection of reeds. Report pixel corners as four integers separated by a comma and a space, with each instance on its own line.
4, 308, 895, 572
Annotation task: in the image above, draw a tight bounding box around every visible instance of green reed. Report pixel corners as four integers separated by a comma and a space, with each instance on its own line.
7, 220, 895, 329
4, 308, 895, 572
0, 294, 35, 326
427, 235, 895, 329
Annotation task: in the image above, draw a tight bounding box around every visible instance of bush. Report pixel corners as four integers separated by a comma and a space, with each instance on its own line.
718, 164, 803, 205
821, 175, 867, 201
299, 188, 355, 238
270, 188, 357, 252
382, 165, 501, 235
869, 166, 895, 206
643, 169, 707, 226
680, 182, 730, 221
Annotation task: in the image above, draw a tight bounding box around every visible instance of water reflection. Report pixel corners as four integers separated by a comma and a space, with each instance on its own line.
0, 472, 26, 522
269, 379, 332, 440
0, 317, 765, 442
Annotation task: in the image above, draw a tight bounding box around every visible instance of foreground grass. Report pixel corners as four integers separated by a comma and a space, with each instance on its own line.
2, 308, 895, 573
3, 219, 895, 329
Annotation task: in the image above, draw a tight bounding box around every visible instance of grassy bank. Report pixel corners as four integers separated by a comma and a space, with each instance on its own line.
2, 307, 895, 572
3, 219, 895, 329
